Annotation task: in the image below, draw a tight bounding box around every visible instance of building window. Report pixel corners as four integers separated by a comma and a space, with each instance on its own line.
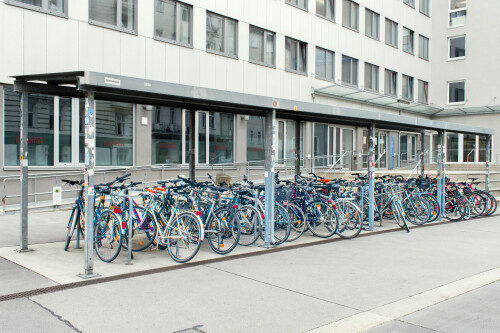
286, 0, 307, 11
342, 0, 359, 31
315, 47, 335, 81
152, 107, 183, 164
478, 135, 491, 162
364, 63, 379, 92
418, 80, 429, 104
285, 37, 307, 74
5, 0, 67, 16
247, 116, 265, 162
154, 0, 192, 46
89, 0, 136, 32
384, 69, 397, 97
249, 26, 276, 67
206, 12, 238, 57
449, 36, 465, 59
365, 9, 380, 40
403, 0, 415, 8
402, 27, 414, 54
419, 0, 430, 16
448, 81, 465, 104
341, 55, 358, 86
418, 35, 429, 60
316, 0, 335, 21
449, 0, 466, 27
463, 134, 476, 162
385, 18, 398, 48
400, 133, 417, 161
446, 133, 459, 162
402, 75, 414, 101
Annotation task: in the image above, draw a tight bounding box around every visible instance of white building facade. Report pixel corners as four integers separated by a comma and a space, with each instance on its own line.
0, 0, 494, 176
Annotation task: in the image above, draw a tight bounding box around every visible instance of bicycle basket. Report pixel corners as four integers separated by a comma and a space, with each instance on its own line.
275, 187, 292, 203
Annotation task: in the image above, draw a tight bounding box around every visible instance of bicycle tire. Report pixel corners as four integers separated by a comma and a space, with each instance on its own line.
286, 203, 306, 242
421, 194, 440, 223
121, 206, 157, 252
94, 210, 123, 263
259, 204, 292, 245
465, 192, 487, 217
335, 200, 363, 239
480, 191, 497, 216
444, 193, 466, 222
166, 211, 203, 263
237, 205, 262, 246
404, 196, 432, 225
64, 207, 78, 251
207, 206, 240, 255
305, 201, 338, 238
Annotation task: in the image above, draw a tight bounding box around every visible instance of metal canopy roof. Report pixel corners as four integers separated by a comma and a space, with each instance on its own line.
432, 104, 500, 117
314, 83, 443, 116
11, 71, 494, 135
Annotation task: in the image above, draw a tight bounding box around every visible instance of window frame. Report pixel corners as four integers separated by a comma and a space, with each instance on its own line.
385, 18, 398, 48
418, 34, 429, 60
249, 25, 276, 68
384, 69, 398, 97
315, 46, 335, 82
449, 0, 467, 28
341, 55, 359, 87
88, 0, 138, 34
285, 37, 308, 75
365, 8, 380, 40
364, 62, 379, 92
402, 27, 415, 55
448, 35, 466, 61
286, 0, 308, 11
5, 0, 68, 18
206, 11, 239, 59
316, 0, 335, 22
419, 0, 430, 16
448, 80, 466, 105
402, 75, 414, 101
342, 0, 359, 32
403, 0, 415, 8
154, 0, 193, 48
418, 79, 429, 104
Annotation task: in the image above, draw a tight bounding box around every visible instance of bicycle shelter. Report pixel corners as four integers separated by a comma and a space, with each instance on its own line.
11, 71, 495, 277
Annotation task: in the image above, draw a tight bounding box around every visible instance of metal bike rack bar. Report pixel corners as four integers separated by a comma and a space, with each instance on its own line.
263, 109, 276, 247
486, 134, 491, 192
367, 122, 376, 231
18, 92, 30, 252
436, 130, 445, 221
189, 109, 196, 181
295, 119, 301, 176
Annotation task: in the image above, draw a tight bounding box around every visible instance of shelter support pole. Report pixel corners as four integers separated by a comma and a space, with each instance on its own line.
485, 135, 491, 192
420, 132, 425, 177
80, 91, 97, 278
18, 92, 30, 252
263, 109, 276, 247
295, 120, 300, 176
436, 130, 445, 220
368, 122, 376, 231
189, 109, 196, 181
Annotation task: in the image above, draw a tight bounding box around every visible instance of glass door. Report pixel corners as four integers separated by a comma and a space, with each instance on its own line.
377, 131, 388, 169
197, 111, 208, 164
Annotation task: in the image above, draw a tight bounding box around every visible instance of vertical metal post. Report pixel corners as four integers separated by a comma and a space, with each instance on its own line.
81, 91, 97, 278
420, 132, 425, 177
127, 195, 133, 265
368, 122, 376, 231
19, 92, 30, 252
189, 110, 196, 181
264, 109, 276, 247
486, 134, 491, 192
295, 120, 300, 176
436, 130, 444, 220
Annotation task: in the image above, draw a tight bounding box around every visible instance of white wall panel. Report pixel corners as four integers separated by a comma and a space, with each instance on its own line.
254, 65, 267, 97
244, 0, 258, 28
178, 47, 199, 86
23, 10, 46, 75
192, 6, 205, 51
145, 38, 166, 82
226, 59, 244, 93
199, 52, 216, 88
214, 56, 228, 90
164, 42, 180, 84
238, 21, 249, 61
279, 71, 292, 100
255, 0, 266, 29
68, 0, 88, 22
266, 68, 280, 98
47, 16, 78, 73
266, 0, 280, 34
275, 33, 285, 70
227, 0, 244, 21
215, 0, 228, 17
121, 34, 146, 78
102, 29, 121, 75
138, 0, 154, 39
79, 23, 104, 72
0, 4, 23, 83
243, 61, 256, 95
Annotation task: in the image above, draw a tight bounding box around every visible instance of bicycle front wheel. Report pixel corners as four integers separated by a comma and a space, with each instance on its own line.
207, 207, 240, 255
335, 201, 363, 239
121, 206, 157, 252
166, 212, 203, 263
306, 202, 338, 238
237, 205, 262, 246
94, 210, 123, 263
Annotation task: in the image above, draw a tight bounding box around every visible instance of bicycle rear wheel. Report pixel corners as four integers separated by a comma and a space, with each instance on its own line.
237, 205, 262, 246
166, 212, 203, 263
94, 210, 123, 263
335, 201, 363, 239
404, 196, 432, 225
306, 202, 338, 238
286, 203, 306, 242
121, 206, 157, 252
207, 207, 240, 255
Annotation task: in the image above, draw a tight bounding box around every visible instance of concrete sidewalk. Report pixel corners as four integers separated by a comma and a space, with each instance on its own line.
1, 211, 500, 332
